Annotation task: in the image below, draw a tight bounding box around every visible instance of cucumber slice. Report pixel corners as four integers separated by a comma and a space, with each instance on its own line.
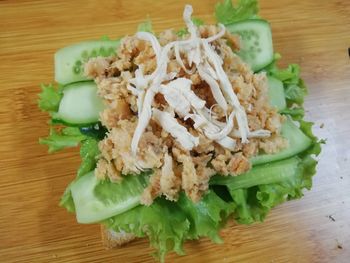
211, 157, 300, 187
226, 19, 274, 72
251, 119, 312, 165
56, 82, 105, 125
55, 40, 120, 85
71, 172, 148, 224
268, 76, 286, 111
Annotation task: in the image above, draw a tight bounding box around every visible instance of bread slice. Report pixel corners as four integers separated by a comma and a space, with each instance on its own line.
101, 224, 136, 248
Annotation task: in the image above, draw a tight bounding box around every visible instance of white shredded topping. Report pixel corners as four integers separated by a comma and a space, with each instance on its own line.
163, 78, 206, 110
197, 64, 227, 111
136, 32, 162, 64
153, 108, 199, 150
159, 84, 191, 117
128, 4, 270, 159
216, 136, 236, 151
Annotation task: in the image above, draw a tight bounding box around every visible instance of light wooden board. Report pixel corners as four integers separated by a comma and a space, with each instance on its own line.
0, 0, 349, 262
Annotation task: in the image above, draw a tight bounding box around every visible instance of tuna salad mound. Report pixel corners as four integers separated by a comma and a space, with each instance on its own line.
86, 6, 287, 205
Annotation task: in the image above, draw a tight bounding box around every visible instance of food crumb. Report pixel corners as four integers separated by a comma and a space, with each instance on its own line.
327, 215, 336, 222
52, 254, 58, 258
336, 239, 343, 249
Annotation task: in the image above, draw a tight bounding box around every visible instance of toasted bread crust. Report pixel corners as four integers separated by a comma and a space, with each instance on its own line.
101, 225, 136, 249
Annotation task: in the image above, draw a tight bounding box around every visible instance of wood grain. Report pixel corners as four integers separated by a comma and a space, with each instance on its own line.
0, 0, 349, 262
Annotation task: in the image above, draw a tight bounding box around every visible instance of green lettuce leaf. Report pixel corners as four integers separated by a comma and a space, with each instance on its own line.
265, 55, 307, 107
176, 29, 188, 37
225, 112, 322, 225
137, 18, 153, 33
59, 182, 76, 213
39, 127, 86, 153
298, 120, 324, 157
284, 79, 307, 105
228, 154, 318, 224
105, 190, 233, 262
38, 83, 63, 112
100, 35, 111, 40
265, 55, 306, 120
269, 63, 301, 83
177, 191, 234, 242
105, 198, 190, 261
77, 138, 99, 177
280, 107, 305, 120
192, 17, 204, 26
215, 0, 259, 25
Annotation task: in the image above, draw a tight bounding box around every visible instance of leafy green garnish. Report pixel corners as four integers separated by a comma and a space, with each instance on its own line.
177, 190, 234, 242
77, 138, 100, 177
106, 198, 189, 261
265, 55, 307, 106
228, 155, 317, 224
298, 120, 324, 157
100, 35, 110, 40
38, 83, 63, 112
39, 127, 86, 153
280, 107, 305, 120
192, 17, 204, 26
284, 79, 307, 105
176, 28, 188, 37
59, 182, 76, 213
215, 0, 259, 25
137, 17, 153, 33
105, 190, 232, 262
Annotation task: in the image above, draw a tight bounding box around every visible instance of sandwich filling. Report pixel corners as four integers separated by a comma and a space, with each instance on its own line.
84, 5, 287, 205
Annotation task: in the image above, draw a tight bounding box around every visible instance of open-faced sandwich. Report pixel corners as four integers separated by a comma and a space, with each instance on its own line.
39, 1, 322, 261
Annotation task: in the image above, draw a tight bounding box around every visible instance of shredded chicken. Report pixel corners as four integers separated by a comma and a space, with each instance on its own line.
86, 5, 288, 205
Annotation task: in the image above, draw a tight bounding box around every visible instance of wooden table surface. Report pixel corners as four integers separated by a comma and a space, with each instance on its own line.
1, 0, 349, 262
